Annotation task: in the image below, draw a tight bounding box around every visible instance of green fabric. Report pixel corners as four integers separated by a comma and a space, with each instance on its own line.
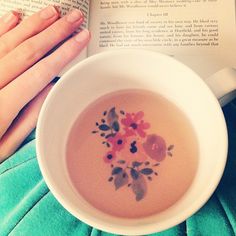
1, 100, 236, 236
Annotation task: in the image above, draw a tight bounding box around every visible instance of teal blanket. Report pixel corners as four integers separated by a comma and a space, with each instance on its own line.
1, 100, 236, 236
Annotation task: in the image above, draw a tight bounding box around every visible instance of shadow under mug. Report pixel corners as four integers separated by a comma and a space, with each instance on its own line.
36, 49, 236, 235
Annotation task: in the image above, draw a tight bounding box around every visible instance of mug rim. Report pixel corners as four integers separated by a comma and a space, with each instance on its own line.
36, 49, 228, 235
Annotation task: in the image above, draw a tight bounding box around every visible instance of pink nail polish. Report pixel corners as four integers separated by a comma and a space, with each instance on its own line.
75, 29, 90, 43
12, 9, 22, 16
40, 6, 58, 19
67, 9, 83, 23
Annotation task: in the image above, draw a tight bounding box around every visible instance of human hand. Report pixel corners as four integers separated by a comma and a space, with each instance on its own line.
0, 6, 90, 162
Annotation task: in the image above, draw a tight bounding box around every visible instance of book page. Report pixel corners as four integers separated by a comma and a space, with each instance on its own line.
88, 0, 236, 78
0, 0, 90, 74
0, 0, 89, 27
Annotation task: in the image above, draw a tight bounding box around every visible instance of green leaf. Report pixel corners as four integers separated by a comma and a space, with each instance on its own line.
105, 133, 116, 139
153, 163, 160, 166
167, 152, 173, 157
132, 175, 147, 201
140, 168, 153, 175
130, 168, 139, 180
114, 171, 129, 190
112, 121, 120, 132
108, 177, 113, 182
112, 167, 123, 175
168, 145, 174, 151
132, 161, 143, 167
107, 107, 119, 126
117, 160, 126, 164
99, 124, 110, 131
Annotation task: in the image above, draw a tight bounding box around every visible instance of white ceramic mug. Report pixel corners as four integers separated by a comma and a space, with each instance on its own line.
36, 49, 236, 235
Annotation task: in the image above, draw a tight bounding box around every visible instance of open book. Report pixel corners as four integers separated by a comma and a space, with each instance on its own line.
0, 0, 235, 79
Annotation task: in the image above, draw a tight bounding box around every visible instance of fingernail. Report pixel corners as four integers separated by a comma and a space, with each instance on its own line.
67, 9, 83, 23
13, 9, 23, 21
2, 12, 17, 23
75, 29, 90, 42
53, 5, 61, 15
12, 9, 22, 17
40, 6, 58, 19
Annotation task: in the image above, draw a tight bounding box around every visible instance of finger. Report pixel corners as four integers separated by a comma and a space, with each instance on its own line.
0, 83, 53, 163
0, 5, 60, 59
0, 29, 90, 138
0, 10, 21, 37
0, 9, 83, 88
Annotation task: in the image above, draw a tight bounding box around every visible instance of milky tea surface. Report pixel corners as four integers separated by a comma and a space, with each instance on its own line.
66, 89, 198, 218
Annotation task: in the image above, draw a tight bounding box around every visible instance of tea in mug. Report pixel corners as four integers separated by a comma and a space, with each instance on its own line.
66, 89, 199, 218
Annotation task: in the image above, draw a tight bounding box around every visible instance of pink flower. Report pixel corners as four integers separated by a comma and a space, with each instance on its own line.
121, 111, 150, 138
143, 135, 167, 162
107, 133, 126, 152
103, 151, 116, 163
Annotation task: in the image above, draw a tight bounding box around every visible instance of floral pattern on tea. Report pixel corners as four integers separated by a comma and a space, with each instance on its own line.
92, 107, 174, 201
